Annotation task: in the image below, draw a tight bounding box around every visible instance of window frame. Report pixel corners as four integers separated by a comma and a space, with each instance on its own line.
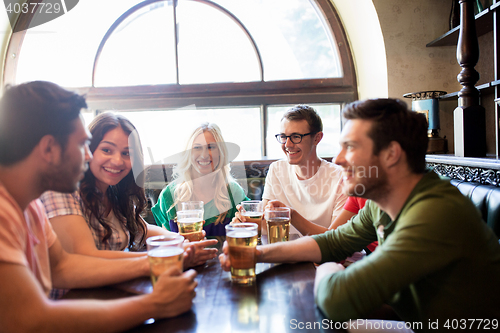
3, 0, 357, 158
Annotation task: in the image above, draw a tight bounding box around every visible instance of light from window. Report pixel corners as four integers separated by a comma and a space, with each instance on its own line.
176, 1, 261, 84
15, 0, 342, 87
81, 112, 94, 129
114, 107, 262, 164
95, 3, 177, 87
213, 0, 342, 81
16, 0, 140, 87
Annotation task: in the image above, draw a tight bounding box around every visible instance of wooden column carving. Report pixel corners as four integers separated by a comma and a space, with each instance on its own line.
454, 0, 486, 157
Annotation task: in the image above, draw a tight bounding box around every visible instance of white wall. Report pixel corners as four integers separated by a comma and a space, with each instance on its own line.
331, 0, 389, 99
372, 0, 460, 100
0, 1, 18, 89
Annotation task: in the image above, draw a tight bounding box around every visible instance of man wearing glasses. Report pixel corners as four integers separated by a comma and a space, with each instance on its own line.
222, 99, 500, 330
261, 104, 347, 236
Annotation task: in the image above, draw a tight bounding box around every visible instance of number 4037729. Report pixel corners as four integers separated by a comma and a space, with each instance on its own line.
443, 319, 498, 330
6, 2, 63, 14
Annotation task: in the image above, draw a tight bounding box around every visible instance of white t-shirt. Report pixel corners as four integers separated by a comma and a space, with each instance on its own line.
262, 159, 347, 234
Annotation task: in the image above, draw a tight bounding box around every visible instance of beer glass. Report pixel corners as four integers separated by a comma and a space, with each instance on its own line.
181, 200, 204, 212
265, 207, 291, 244
177, 201, 204, 241
146, 234, 184, 287
225, 223, 258, 285
240, 200, 264, 243
177, 209, 204, 242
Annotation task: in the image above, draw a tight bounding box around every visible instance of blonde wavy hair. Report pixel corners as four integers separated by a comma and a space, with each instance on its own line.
169, 123, 235, 224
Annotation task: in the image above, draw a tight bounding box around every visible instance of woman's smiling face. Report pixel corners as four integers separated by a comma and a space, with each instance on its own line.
191, 131, 220, 176
89, 126, 132, 192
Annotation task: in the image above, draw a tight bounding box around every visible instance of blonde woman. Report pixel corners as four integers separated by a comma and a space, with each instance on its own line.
152, 123, 248, 236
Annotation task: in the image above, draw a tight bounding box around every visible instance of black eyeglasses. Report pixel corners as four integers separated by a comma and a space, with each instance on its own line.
275, 132, 313, 144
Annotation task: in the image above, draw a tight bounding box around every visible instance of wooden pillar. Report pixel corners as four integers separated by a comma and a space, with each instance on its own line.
454, 0, 487, 157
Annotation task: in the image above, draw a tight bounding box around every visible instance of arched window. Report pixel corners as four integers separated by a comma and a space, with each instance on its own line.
4, 0, 356, 161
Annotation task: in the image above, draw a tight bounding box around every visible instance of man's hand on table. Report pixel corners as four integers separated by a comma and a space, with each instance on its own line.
183, 237, 218, 268
219, 240, 263, 272
150, 266, 198, 318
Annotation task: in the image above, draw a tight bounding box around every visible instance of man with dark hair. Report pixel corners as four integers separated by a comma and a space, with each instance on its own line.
0, 81, 197, 332
260, 104, 347, 235
0, 81, 87, 166
342, 98, 428, 174
221, 98, 500, 330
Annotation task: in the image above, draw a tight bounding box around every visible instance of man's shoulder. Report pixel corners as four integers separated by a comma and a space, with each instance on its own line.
268, 159, 289, 168
267, 159, 292, 175
318, 159, 343, 178
269, 159, 341, 171
26, 199, 50, 223
412, 171, 464, 200
320, 159, 342, 170
361, 199, 386, 220
403, 172, 482, 224
0, 184, 23, 220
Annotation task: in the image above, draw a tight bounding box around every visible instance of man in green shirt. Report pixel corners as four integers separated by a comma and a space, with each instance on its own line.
220, 98, 500, 331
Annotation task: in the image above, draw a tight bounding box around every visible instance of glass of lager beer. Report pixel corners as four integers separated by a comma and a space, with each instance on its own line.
225, 223, 258, 285
146, 234, 185, 287
240, 200, 264, 244
176, 209, 204, 242
265, 207, 291, 244
181, 200, 204, 212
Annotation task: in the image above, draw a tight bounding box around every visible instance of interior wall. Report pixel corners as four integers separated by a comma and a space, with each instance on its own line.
0, 3, 14, 89
373, 0, 462, 100
331, 0, 388, 100
354, 0, 462, 154
332, 1, 461, 99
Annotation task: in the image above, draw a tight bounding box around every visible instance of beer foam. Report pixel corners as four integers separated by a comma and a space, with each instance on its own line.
149, 247, 184, 257
241, 212, 263, 218
177, 217, 203, 224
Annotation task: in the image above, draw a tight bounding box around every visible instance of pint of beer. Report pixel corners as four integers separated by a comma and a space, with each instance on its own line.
225, 223, 258, 285
146, 234, 185, 287
265, 207, 291, 244
177, 210, 204, 242
181, 201, 204, 212
240, 200, 264, 243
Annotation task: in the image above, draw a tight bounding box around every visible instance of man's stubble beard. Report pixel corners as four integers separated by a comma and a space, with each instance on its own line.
39, 158, 85, 194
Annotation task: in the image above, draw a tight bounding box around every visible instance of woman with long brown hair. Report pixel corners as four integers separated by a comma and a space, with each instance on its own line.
40, 112, 216, 275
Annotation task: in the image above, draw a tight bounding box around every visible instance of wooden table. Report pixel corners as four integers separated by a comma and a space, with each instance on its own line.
64, 235, 345, 332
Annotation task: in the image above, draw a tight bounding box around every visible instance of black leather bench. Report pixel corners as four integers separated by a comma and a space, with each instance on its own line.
450, 179, 500, 239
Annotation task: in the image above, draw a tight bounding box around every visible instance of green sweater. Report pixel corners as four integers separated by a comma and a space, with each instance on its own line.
151, 181, 248, 236
312, 171, 500, 330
